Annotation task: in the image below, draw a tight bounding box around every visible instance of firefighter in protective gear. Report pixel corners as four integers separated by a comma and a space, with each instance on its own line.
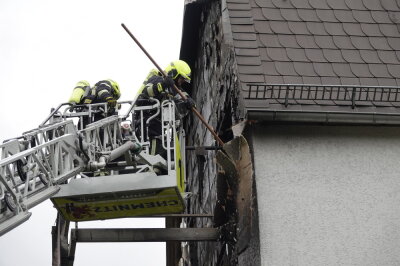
137, 60, 194, 108
69, 79, 121, 128
135, 60, 194, 159
83, 79, 121, 108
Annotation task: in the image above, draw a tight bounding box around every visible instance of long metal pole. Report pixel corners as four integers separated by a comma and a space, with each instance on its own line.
121, 23, 224, 146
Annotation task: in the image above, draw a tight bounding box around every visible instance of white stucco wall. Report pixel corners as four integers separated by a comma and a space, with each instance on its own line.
253, 125, 400, 266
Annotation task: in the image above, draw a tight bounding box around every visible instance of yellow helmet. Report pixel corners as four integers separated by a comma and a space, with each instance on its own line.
107, 79, 121, 99
165, 60, 191, 83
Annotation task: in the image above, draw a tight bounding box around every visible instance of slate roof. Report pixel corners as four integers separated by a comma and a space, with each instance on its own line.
226, 0, 400, 87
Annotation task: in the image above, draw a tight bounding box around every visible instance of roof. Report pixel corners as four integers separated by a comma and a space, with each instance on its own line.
227, 0, 400, 87
180, 0, 400, 123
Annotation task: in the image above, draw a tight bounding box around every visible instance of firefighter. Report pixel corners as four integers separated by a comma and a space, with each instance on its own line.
137, 60, 195, 109
136, 60, 195, 159
69, 79, 121, 128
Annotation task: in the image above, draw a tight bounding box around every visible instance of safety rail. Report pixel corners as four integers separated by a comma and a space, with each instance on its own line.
245, 84, 400, 109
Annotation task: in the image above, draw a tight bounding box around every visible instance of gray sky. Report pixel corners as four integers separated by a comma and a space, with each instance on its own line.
0, 0, 185, 265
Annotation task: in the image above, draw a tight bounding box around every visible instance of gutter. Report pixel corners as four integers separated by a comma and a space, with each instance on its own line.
247, 110, 400, 125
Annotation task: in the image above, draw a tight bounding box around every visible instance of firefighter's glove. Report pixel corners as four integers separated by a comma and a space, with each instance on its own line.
162, 77, 175, 90
185, 97, 196, 110
107, 99, 117, 108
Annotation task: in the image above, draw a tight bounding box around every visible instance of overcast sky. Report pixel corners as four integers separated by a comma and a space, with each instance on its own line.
0, 0, 185, 265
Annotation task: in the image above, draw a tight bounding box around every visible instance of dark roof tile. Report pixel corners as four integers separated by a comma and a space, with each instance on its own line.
227, 3, 252, 10
352, 10, 374, 23
378, 50, 400, 64
379, 24, 400, 37
281, 9, 302, 21
235, 40, 259, 48
313, 63, 337, 76
229, 10, 253, 18
343, 23, 365, 36
397, 51, 400, 61
344, 0, 367, 10
286, 48, 309, 61
254, 0, 275, 8
333, 36, 356, 49
327, 0, 348, 9
230, 17, 254, 25
288, 21, 311, 34
315, 35, 337, 49
283, 75, 304, 83
349, 63, 373, 77
322, 49, 346, 62
305, 48, 328, 62
309, 0, 331, 9
358, 77, 379, 85
361, 0, 384, 10
259, 34, 282, 47
387, 37, 400, 50
377, 78, 397, 86
254, 21, 274, 33
271, 0, 295, 8
333, 10, 358, 22
232, 32, 257, 40
360, 23, 383, 36
261, 8, 284, 20
296, 35, 319, 48
293, 62, 318, 76
322, 76, 342, 84
342, 49, 364, 63
265, 75, 285, 83
252, 8, 266, 20
259, 49, 273, 60
270, 21, 292, 34
370, 11, 393, 23
231, 24, 256, 33
240, 74, 266, 83
266, 47, 291, 61
238, 65, 265, 74
332, 63, 356, 77
388, 65, 400, 78
340, 77, 361, 85
350, 36, 374, 49
306, 22, 329, 35
316, 10, 338, 22
262, 61, 281, 75
368, 64, 392, 77
290, 0, 313, 9
237, 55, 262, 65
278, 34, 301, 48
298, 9, 320, 22
380, 0, 399, 11
235, 47, 261, 56
359, 50, 382, 63
324, 22, 347, 35
303, 76, 322, 84
275, 61, 299, 75
369, 36, 392, 50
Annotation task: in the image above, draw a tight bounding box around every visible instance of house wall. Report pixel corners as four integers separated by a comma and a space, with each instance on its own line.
251, 124, 400, 266
183, 0, 245, 264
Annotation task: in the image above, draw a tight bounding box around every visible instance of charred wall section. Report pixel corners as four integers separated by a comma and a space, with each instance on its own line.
182, 0, 244, 265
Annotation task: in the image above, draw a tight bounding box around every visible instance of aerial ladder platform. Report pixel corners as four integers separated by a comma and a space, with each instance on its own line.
0, 99, 188, 235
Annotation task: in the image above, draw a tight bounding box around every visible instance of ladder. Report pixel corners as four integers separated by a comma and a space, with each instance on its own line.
0, 98, 186, 235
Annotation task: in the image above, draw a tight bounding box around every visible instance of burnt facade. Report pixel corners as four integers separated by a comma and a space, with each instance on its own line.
180, 0, 400, 265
